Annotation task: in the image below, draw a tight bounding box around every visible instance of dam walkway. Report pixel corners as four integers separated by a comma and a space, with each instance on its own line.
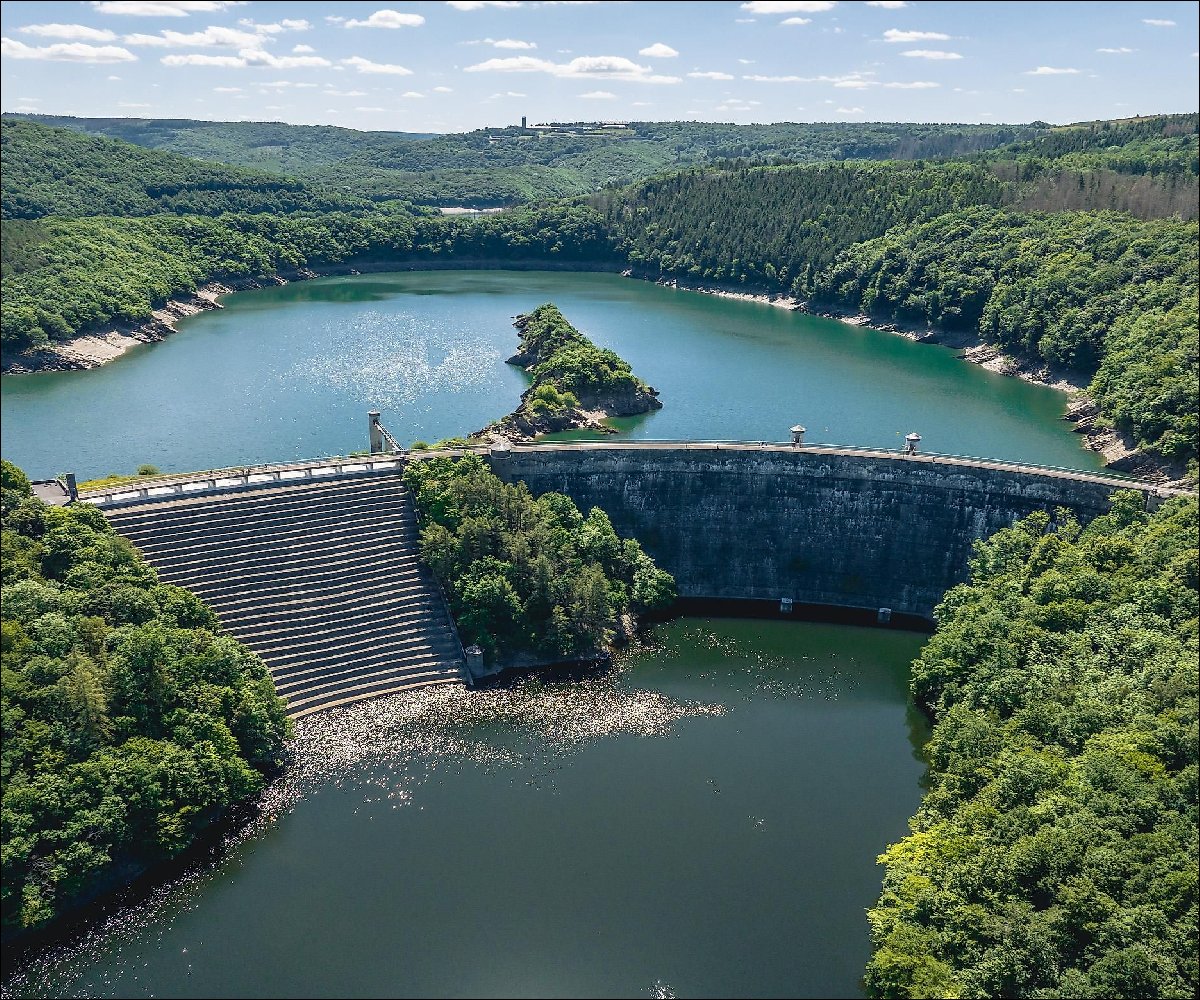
102, 466, 467, 719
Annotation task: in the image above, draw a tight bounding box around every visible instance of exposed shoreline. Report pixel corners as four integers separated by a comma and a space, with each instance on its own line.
0, 260, 1171, 482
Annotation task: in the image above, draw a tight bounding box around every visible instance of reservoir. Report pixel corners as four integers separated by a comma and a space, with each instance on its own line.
2, 619, 929, 999
0, 270, 1103, 480
0, 270, 1096, 997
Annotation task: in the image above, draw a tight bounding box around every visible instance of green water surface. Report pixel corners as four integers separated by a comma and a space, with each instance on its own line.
2, 620, 928, 1000
0, 271, 1102, 480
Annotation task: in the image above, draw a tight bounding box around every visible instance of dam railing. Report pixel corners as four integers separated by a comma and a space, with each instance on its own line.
78, 439, 1179, 509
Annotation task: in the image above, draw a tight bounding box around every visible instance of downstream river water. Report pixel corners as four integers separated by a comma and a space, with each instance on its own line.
1, 270, 1102, 480
0, 271, 1102, 997
3, 621, 928, 1000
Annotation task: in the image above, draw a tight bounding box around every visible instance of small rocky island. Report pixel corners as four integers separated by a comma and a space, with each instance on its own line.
480, 303, 661, 441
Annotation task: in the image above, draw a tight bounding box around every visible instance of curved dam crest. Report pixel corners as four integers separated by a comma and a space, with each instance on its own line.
86, 442, 1160, 716
486, 443, 1149, 620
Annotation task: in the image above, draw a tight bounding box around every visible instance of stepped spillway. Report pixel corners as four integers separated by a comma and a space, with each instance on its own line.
104, 473, 467, 718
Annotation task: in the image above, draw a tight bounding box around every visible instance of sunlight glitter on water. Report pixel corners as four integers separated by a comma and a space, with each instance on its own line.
1, 669, 724, 1000
287, 311, 506, 411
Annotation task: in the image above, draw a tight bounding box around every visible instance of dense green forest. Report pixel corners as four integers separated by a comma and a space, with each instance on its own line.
0, 203, 616, 351
811, 209, 1198, 464
485, 303, 660, 437
0, 460, 291, 931
6, 114, 1039, 208
0, 116, 435, 174
867, 492, 1198, 999
402, 455, 675, 661
0, 120, 373, 220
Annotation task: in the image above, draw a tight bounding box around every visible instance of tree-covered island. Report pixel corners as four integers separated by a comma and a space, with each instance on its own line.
479, 302, 661, 441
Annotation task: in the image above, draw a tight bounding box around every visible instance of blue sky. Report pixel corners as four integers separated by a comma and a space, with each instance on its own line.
2, 1, 1197, 133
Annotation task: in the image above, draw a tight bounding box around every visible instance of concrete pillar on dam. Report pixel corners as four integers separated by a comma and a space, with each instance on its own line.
485, 445, 1144, 621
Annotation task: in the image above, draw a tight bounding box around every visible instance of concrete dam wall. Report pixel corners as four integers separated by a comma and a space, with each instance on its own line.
486, 444, 1145, 620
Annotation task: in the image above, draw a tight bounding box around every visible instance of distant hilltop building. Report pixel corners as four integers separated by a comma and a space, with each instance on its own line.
487, 119, 631, 143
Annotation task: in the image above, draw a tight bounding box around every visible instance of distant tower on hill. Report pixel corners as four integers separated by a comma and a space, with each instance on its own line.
521, 115, 528, 129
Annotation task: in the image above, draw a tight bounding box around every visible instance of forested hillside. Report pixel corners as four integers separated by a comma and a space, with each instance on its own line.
6, 113, 1036, 207
0, 115, 434, 174
812, 209, 1198, 464
0, 120, 371, 220
2, 113, 1196, 474
867, 492, 1198, 999
0, 460, 291, 931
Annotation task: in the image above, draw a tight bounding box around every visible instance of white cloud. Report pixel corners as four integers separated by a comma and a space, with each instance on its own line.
1096, 47, 1135, 53
737, 58, 755, 64
342, 55, 414, 74
446, 1, 525, 9
465, 53, 680, 83
902, 49, 962, 59
1142, 18, 1175, 26
433, 85, 454, 92
835, 105, 864, 113
324, 88, 369, 96
345, 10, 426, 29
580, 89, 617, 98
260, 80, 318, 88
90, 1, 247, 15
355, 106, 388, 111
292, 43, 315, 53
123, 26, 263, 48
106, 74, 122, 79
1, 37, 137, 62
631, 101, 652, 106
466, 37, 538, 48
401, 90, 425, 97
740, 2, 836, 11
743, 73, 810, 82
213, 85, 241, 91
743, 71, 876, 84
688, 70, 735, 79
639, 42, 679, 58
19, 23, 118, 42
884, 80, 939, 88
883, 28, 951, 42
160, 52, 244, 66
159, 47, 330, 68
237, 18, 311, 34
242, 50, 329, 68
782, 17, 812, 25
1024, 65, 1080, 75
865, 1, 907, 7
